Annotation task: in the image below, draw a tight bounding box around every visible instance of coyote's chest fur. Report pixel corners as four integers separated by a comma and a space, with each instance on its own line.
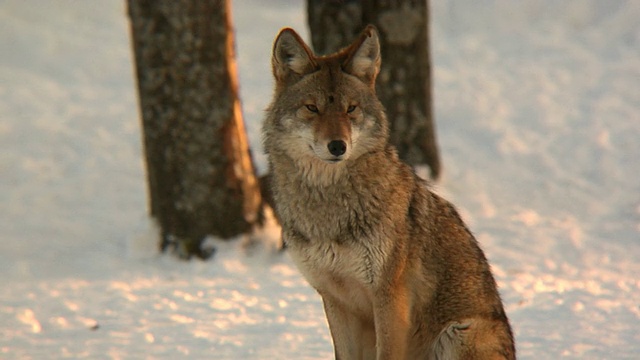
288, 232, 377, 319
272, 156, 397, 292
273, 157, 394, 321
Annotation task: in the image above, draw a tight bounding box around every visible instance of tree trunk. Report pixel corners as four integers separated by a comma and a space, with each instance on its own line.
307, 0, 441, 179
128, 0, 262, 259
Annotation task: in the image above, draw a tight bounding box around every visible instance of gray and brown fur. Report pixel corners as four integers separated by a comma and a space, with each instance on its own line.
263, 25, 515, 360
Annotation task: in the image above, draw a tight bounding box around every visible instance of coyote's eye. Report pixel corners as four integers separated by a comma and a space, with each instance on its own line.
305, 104, 319, 113
347, 105, 357, 113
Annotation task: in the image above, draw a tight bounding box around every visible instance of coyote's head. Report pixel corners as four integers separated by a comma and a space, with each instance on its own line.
263, 25, 388, 169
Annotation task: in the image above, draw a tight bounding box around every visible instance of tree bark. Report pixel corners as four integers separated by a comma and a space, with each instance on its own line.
307, 0, 441, 179
128, 0, 262, 259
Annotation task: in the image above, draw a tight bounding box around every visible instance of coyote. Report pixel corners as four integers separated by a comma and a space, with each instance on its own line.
263, 25, 515, 360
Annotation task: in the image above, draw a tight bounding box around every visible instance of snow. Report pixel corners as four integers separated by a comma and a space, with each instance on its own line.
1, 0, 639, 358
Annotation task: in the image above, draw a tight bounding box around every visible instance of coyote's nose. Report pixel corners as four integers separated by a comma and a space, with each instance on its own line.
327, 140, 347, 156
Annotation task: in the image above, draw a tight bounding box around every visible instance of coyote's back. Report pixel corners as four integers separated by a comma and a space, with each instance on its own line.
263, 25, 515, 359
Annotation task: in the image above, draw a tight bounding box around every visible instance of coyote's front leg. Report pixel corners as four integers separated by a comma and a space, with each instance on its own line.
322, 295, 371, 360
373, 284, 411, 360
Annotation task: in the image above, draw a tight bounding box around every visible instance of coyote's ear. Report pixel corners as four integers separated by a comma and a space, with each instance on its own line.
343, 25, 381, 86
272, 28, 317, 82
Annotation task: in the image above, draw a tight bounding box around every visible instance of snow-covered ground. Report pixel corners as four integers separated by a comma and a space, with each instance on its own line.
1, 0, 639, 358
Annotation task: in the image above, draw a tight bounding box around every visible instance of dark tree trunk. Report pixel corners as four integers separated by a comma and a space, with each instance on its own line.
128, 0, 262, 259
307, 0, 441, 179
